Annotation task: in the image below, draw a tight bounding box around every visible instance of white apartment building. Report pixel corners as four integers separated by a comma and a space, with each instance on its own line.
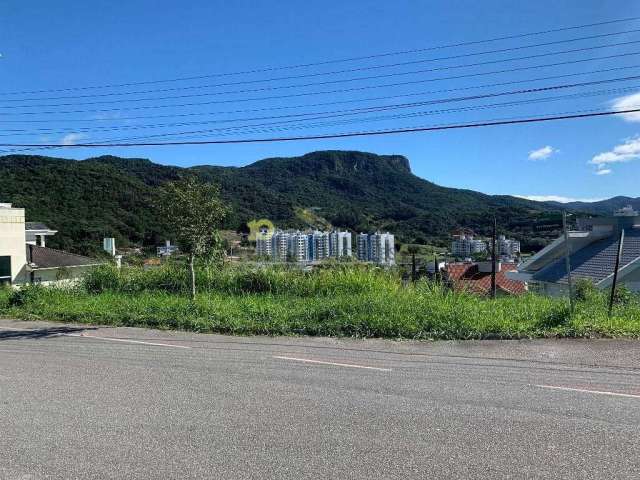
329, 231, 352, 258
273, 232, 290, 262
310, 231, 330, 261
497, 235, 520, 260
288, 232, 308, 262
256, 232, 273, 257
451, 234, 487, 258
357, 232, 395, 265
357, 233, 368, 262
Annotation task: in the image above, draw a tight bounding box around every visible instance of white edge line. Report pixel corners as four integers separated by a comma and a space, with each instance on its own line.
535, 384, 640, 399
274, 355, 391, 372
65, 333, 191, 349
2, 326, 190, 349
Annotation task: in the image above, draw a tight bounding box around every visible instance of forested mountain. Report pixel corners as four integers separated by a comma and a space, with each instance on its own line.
548, 196, 640, 215
0, 150, 611, 255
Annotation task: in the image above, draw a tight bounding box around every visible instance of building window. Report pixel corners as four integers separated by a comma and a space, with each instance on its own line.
0, 256, 11, 284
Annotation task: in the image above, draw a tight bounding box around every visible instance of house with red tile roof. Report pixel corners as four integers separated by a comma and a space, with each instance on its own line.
444, 261, 527, 296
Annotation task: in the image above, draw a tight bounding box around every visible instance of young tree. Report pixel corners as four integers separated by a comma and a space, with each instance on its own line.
158, 177, 229, 299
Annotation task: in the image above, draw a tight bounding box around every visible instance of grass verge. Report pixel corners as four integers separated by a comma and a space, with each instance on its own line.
1, 264, 639, 339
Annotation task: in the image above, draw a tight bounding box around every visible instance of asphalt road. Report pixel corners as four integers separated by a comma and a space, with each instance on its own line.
1, 319, 639, 479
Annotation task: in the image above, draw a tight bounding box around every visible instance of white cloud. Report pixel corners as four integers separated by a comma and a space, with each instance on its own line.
528, 145, 556, 161
515, 195, 606, 203
589, 136, 640, 171
611, 91, 640, 122
595, 168, 612, 176
61, 133, 87, 146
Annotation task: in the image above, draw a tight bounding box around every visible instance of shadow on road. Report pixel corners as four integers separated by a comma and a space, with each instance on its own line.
0, 326, 97, 341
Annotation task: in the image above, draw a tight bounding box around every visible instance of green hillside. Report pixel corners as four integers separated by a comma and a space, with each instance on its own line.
0, 150, 575, 255
550, 196, 640, 214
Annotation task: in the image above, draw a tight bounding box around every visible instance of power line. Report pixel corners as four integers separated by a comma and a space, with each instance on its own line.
4, 75, 639, 138
72, 85, 640, 140
57, 85, 633, 143
6, 28, 640, 103
2, 102, 635, 156
138, 86, 640, 135
2, 15, 639, 96
2, 98, 635, 155
1, 108, 637, 147
6, 39, 640, 110
5, 50, 640, 118
4, 60, 639, 124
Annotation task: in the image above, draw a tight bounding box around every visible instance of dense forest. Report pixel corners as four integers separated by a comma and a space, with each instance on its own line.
0, 150, 627, 256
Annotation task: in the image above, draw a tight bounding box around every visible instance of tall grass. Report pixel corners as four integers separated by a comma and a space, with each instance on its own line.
1, 264, 639, 339
83, 263, 398, 297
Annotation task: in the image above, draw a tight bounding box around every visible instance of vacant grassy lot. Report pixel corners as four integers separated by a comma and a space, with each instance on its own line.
1, 264, 639, 339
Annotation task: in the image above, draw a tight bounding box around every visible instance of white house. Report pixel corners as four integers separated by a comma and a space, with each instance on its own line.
25, 222, 58, 247
0, 204, 28, 284
0, 203, 103, 286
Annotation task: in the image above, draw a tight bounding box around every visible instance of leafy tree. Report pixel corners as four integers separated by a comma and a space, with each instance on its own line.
158, 177, 229, 299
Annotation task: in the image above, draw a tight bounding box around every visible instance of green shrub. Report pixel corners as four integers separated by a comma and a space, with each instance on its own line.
574, 279, 599, 303
612, 285, 636, 306
8, 285, 47, 307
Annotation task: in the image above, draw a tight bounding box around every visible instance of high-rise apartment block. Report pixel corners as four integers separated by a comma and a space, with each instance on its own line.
357, 232, 395, 265
329, 231, 352, 258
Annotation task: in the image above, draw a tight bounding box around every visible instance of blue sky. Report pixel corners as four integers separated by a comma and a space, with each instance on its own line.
2, 0, 640, 202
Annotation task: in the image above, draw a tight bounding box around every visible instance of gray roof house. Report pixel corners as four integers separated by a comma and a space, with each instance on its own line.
508, 208, 640, 294
25, 244, 105, 285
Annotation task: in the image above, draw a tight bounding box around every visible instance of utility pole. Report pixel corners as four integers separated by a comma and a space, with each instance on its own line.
563, 211, 574, 314
411, 251, 417, 283
491, 217, 497, 299
608, 228, 625, 317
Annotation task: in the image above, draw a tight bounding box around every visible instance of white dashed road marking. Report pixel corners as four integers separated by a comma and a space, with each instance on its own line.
274, 355, 391, 371
535, 385, 640, 399
65, 333, 191, 349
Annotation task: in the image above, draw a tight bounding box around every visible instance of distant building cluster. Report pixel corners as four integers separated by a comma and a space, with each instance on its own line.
256, 230, 353, 263
256, 229, 395, 265
451, 232, 520, 261
497, 235, 520, 261
451, 233, 487, 258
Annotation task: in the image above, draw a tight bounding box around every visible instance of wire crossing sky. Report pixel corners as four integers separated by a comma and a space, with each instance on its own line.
2, 0, 640, 202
